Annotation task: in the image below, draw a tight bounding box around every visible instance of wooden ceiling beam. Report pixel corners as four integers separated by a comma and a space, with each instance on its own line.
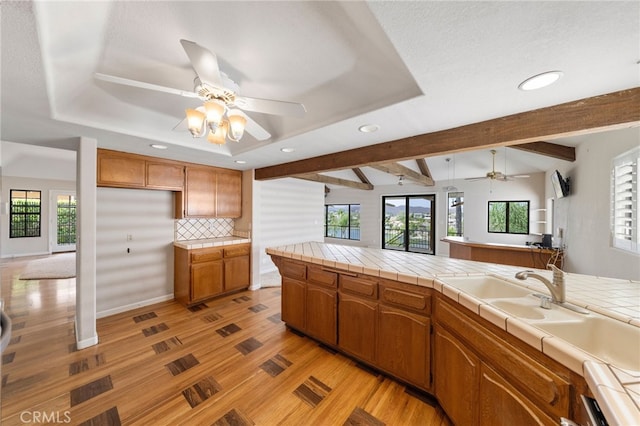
511, 141, 576, 161
415, 158, 432, 178
369, 163, 435, 186
294, 173, 374, 190
255, 88, 640, 180
352, 168, 373, 186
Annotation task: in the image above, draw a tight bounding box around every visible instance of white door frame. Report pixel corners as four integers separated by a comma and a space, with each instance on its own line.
50, 190, 77, 253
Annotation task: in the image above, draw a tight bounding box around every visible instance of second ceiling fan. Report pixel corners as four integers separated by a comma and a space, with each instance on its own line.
465, 149, 530, 181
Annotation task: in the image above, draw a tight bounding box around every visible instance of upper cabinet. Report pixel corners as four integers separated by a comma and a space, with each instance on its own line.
97, 149, 242, 219
181, 166, 242, 218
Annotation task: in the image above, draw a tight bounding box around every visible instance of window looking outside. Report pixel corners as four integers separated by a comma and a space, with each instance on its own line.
447, 192, 464, 237
325, 204, 360, 240
383, 195, 435, 254
612, 147, 639, 253
488, 200, 529, 234
10, 190, 42, 238
57, 194, 77, 245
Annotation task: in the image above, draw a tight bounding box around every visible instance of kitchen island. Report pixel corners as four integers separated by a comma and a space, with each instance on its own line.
267, 242, 639, 426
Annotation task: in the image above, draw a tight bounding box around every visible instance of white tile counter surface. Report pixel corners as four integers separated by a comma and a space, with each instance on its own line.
174, 236, 250, 250
266, 241, 640, 425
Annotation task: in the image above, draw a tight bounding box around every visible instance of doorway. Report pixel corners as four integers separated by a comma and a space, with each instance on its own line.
382, 195, 436, 254
50, 190, 76, 253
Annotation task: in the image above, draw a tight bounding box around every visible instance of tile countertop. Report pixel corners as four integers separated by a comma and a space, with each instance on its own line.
266, 241, 640, 425
174, 236, 250, 250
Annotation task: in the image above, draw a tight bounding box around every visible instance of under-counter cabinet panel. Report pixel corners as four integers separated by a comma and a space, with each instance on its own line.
306, 283, 337, 345
479, 364, 556, 426
338, 293, 377, 363
281, 277, 306, 331
377, 305, 430, 388
175, 244, 251, 306
434, 325, 480, 426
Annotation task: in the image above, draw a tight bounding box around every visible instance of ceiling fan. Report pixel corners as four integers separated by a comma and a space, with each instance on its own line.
94, 39, 306, 143
465, 149, 530, 181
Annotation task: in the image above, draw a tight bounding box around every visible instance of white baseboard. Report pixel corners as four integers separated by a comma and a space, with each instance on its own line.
96, 294, 174, 319
1, 251, 51, 259
76, 334, 99, 350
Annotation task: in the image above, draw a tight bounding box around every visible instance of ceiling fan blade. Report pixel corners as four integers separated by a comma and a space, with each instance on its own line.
233, 95, 306, 117
242, 112, 271, 141
94, 73, 199, 98
180, 39, 224, 89
465, 177, 488, 181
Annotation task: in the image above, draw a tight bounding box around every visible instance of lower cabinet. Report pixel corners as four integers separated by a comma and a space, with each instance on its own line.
338, 293, 377, 363
306, 283, 337, 345
174, 243, 251, 305
434, 325, 480, 426
435, 297, 572, 425
281, 277, 306, 330
378, 305, 431, 389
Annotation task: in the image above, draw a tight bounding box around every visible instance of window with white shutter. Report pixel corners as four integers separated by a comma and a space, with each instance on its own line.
611, 147, 639, 253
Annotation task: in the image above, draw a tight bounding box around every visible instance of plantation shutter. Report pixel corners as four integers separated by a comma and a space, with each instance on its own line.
612, 147, 639, 253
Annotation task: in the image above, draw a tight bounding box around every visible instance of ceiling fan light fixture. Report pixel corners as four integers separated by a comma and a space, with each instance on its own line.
207, 121, 228, 145
204, 100, 226, 131
185, 108, 206, 137
518, 71, 563, 91
227, 109, 247, 142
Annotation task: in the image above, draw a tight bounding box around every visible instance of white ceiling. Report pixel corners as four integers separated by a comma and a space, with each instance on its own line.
1, 1, 638, 185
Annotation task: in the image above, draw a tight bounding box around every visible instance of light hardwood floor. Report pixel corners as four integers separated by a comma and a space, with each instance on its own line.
1, 255, 452, 425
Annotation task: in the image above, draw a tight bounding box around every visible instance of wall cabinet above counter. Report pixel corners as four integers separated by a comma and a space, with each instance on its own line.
97, 149, 242, 218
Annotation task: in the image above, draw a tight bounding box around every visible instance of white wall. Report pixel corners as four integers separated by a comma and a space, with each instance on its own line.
325, 172, 546, 256
1, 176, 76, 257
547, 127, 640, 280
96, 187, 175, 317
252, 177, 324, 284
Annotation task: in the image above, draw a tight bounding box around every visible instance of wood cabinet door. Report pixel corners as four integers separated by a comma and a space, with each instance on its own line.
338, 293, 377, 363
377, 305, 430, 388
216, 170, 242, 218
282, 277, 306, 331
306, 284, 337, 345
146, 162, 184, 190
224, 255, 250, 291
191, 261, 224, 302
479, 364, 556, 426
434, 325, 479, 426
97, 151, 146, 188
184, 167, 216, 217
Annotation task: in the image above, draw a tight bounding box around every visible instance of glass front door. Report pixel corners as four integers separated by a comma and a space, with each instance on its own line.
51, 191, 76, 253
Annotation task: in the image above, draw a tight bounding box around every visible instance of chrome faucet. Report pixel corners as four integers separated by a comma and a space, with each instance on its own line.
515, 264, 565, 303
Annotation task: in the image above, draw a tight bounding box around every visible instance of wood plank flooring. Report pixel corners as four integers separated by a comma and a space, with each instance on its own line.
1, 255, 452, 425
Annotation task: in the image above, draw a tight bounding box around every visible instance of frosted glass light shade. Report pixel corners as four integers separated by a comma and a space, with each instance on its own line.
204, 100, 226, 130
207, 121, 228, 145
185, 108, 205, 136
227, 109, 247, 141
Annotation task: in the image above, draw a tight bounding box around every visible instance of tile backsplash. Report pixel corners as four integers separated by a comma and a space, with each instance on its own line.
175, 218, 235, 241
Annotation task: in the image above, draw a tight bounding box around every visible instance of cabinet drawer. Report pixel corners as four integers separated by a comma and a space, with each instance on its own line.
191, 248, 223, 263
340, 275, 378, 299
224, 244, 250, 258
281, 260, 306, 281
380, 283, 431, 315
307, 267, 338, 288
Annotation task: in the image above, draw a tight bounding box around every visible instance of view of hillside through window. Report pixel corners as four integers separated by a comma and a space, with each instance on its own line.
325, 204, 360, 240
383, 195, 435, 254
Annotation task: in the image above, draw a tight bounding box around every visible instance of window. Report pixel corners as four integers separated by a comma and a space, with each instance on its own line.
325, 204, 360, 240
488, 200, 529, 234
447, 192, 464, 236
383, 195, 435, 254
10, 190, 42, 238
612, 147, 639, 253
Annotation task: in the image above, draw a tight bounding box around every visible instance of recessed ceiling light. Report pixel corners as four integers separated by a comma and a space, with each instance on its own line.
150, 144, 167, 150
234, 160, 246, 164
518, 71, 563, 91
358, 124, 380, 133
281, 148, 295, 153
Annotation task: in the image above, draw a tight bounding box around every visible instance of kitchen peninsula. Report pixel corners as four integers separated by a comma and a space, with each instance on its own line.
442, 236, 563, 269
267, 242, 639, 426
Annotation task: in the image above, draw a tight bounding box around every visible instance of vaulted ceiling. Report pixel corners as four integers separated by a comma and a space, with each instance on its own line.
1, 1, 638, 186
